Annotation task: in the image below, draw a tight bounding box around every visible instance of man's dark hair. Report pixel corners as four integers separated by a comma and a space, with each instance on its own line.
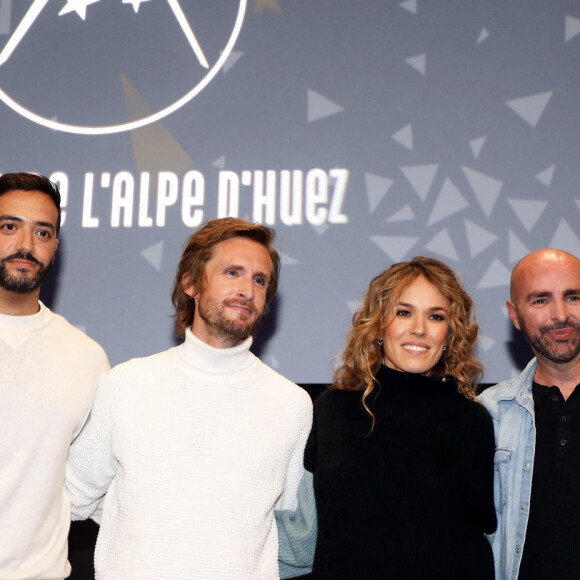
171, 217, 280, 337
0, 173, 61, 235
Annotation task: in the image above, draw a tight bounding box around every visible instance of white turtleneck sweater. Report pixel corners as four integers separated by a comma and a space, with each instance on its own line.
66, 329, 312, 580
0, 302, 109, 580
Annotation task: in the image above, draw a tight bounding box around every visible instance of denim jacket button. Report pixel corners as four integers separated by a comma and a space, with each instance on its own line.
520, 504, 526, 510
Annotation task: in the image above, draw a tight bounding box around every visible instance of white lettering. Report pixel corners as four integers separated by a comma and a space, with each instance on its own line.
253, 170, 277, 225
49, 171, 68, 226
182, 170, 204, 227
82, 172, 99, 228
138, 172, 153, 227
328, 169, 349, 224
305, 168, 328, 225
241, 171, 252, 186
280, 170, 303, 226
111, 171, 134, 227
218, 171, 240, 218
156, 171, 179, 227
68, 168, 348, 228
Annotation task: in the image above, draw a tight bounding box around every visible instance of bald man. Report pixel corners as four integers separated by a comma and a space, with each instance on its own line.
480, 249, 580, 580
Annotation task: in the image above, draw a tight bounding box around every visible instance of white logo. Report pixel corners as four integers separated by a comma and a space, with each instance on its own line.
0, 0, 246, 135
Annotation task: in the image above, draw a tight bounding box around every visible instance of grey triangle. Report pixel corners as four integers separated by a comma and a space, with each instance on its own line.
565, 15, 580, 42
307, 89, 344, 122
392, 124, 413, 150
405, 53, 426, 75
347, 300, 363, 314
427, 178, 469, 226
401, 164, 439, 201
212, 155, 226, 169
477, 258, 511, 289
311, 223, 330, 236
500, 305, 510, 320
222, 51, 243, 74
550, 219, 580, 256
508, 230, 530, 264
469, 136, 486, 158
281, 252, 299, 266
371, 235, 419, 262
461, 166, 503, 217
536, 165, 555, 187
0, 2, 10, 34
141, 240, 164, 271
506, 91, 553, 128
399, 0, 417, 15
365, 173, 394, 213
479, 335, 496, 352
424, 228, 459, 261
464, 219, 498, 258
506, 198, 548, 232
386, 205, 415, 223
477, 27, 489, 44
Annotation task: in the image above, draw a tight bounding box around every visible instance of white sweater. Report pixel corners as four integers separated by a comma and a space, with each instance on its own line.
66, 329, 312, 579
0, 302, 109, 580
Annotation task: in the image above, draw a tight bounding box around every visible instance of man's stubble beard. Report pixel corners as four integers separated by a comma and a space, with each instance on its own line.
197, 294, 262, 345
518, 312, 580, 364
0, 251, 53, 294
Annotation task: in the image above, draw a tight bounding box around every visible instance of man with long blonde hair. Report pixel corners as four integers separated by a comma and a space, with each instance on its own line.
66, 218, 312, 579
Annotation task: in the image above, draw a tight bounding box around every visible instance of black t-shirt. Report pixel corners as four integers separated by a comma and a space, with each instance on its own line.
518, 382, 580, 580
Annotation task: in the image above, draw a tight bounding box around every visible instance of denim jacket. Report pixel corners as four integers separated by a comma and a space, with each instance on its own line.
479, 358, 537, 580
276, 470, 317, 578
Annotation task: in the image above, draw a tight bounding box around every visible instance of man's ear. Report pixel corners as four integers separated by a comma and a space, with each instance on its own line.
506, 300, 521, 331
182, 273, 198, 299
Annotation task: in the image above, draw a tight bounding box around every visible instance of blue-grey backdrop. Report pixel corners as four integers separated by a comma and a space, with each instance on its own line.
1, 0, 579, 384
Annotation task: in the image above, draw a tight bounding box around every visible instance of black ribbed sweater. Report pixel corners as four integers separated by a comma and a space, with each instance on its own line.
305, 364, 496, 579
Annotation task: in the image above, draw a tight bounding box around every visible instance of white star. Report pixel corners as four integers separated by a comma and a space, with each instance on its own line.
123, 0, 151, 13
59, 0, 102, 20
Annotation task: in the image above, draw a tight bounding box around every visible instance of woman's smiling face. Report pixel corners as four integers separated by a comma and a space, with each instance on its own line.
383, 275, 450, 375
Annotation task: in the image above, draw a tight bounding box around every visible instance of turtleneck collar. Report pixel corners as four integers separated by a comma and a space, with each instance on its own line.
178, 328, 256, 375
0, 300, 51, 330
375, 363, 459, 398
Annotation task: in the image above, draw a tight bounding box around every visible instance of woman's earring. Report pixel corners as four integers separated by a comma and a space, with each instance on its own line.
377, 339, 383, 346
443, 345, 447, 351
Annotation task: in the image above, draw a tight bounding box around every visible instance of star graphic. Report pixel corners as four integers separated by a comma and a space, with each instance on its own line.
251, 0, 282, 14
122, 0, 151, 14
59, 0, 102, 20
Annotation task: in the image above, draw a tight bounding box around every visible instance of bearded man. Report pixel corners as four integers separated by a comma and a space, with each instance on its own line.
0, 172, 109, 579
480, 248, 580, 580
65, 217, 312, 579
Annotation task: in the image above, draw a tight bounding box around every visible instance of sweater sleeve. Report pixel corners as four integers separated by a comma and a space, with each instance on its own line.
65, 371, 118, 520
274, 388, 313, 511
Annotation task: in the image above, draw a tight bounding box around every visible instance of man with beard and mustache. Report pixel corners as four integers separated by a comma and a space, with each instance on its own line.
0, 172, 109, 580
65, 218, 312, 579
480, 248, 580, 580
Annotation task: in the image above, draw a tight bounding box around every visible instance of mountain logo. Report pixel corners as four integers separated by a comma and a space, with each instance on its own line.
0, 0, 246, 134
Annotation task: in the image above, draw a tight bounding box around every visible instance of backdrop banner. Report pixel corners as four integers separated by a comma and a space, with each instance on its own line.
1, 0, 578, 383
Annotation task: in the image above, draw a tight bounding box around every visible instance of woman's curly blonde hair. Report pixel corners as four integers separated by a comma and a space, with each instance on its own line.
333, 256, 482, 421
